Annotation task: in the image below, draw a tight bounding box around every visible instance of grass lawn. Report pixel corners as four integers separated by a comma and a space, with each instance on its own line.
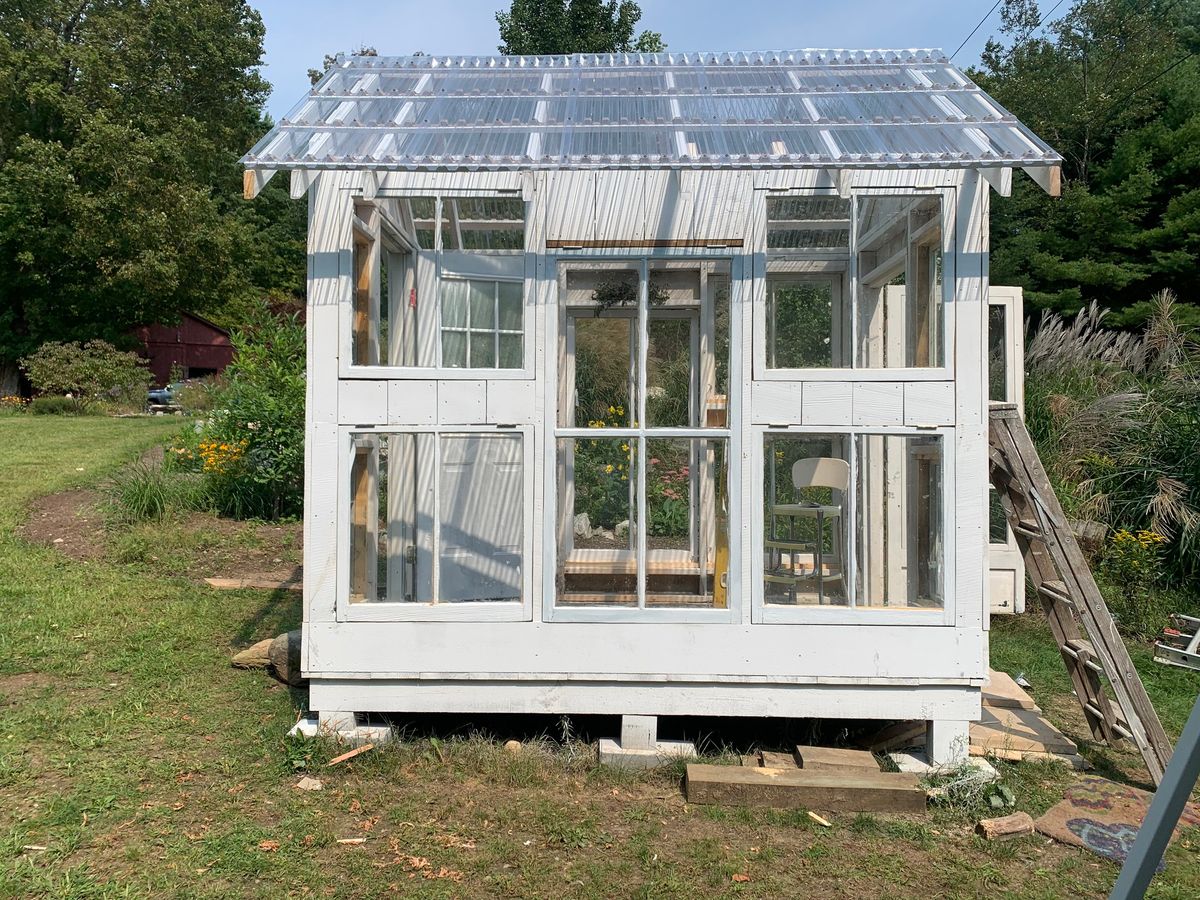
0, 416, 1197, 898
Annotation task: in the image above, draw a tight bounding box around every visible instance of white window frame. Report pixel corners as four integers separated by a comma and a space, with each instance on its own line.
544, 253, 744, 625
750, 424, 956, 626
753, 187, 956, 382
340, 193, 536, 381
335, 424, 535, 623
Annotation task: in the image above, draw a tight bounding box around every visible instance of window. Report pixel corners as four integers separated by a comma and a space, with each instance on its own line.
763, 432, 945, 610
345, 429, 528, 617
441, 279, 523, 369
346, 195, 527, 371
554, 260, 733, 616
762, 192, 948, 372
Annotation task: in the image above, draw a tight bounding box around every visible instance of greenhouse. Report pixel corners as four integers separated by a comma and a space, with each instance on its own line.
244, 49, 1060, 764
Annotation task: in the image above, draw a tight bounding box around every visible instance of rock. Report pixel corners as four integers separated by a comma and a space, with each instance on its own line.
504, 740, 522, 754
231, 638, 274, 670
573, 512, 593, 539
614, 520, 629, 539
268, 629, 304, 686
593, 528, 614, 542
295, 775, 323, 791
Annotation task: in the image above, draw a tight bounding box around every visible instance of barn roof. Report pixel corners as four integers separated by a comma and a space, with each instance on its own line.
244, 49, 1059, 184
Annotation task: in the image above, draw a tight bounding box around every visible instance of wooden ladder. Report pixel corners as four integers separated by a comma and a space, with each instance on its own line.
988, 404, 1174, 786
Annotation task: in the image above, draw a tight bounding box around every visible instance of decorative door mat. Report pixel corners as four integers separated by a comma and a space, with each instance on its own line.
1034, 776, 1200, 868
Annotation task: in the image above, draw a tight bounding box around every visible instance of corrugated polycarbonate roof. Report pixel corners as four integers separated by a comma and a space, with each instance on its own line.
244, 50, 1060, 172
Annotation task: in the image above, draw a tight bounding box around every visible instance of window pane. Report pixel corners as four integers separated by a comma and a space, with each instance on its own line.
442, 330, 467, 367
646, 438, 729, 609
856, 434, 944, 608
556, 437, 638, 607
349, 432, 524, 605
646, 316, 693, 427
499, 333, 522, 368
988, 304, 1008, 402
469, 330, 496, 367
442, 197, 525, 251
763, 434, 851, 606
469, 280, 496, 329
767, 280, 836, 368
855, 194, 944, 368
989, 487, 1010, 544
564, 267, 640, 428
438, 434, 523, 602
442, 280, 468, 327
498, 281, 523, 330
767, 195, 851, 250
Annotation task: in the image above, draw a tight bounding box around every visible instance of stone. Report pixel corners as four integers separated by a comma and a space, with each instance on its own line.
295, 776, 323, 791
504, 739, 522, 754
573, 513, 592, 539
231, 638, 274, 670
269, 629, 304, 686
614, 519, 630, 539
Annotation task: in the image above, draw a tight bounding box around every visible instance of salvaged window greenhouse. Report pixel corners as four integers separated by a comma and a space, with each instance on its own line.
243, 49, 1060, 764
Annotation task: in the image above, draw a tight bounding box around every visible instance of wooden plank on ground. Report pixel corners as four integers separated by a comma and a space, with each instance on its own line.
983, 669, 1040, 711
205, 576, 302, 592
970, 746, 1089, 769
761, 750, 799, 769
795, 745, 881, 772
971, 707, 1078, 755
685, 764, 926, 813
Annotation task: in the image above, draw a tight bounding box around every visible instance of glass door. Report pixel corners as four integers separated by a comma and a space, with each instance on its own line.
553, 259, 733, 616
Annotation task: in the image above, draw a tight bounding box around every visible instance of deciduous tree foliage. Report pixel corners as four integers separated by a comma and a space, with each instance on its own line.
496, 0, 665, 55
0, 1, 304, 372
976, 0, 1200, 324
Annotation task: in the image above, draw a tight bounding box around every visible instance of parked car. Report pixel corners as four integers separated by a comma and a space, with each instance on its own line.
147, 381, 185, 407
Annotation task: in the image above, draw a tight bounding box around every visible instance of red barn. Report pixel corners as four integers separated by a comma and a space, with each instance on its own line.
134, 312, 234, 386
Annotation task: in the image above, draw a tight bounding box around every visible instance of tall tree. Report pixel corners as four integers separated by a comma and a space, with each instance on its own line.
975, 0, 1200, 323
496, 0, 665, 55
0, 0, 300, 381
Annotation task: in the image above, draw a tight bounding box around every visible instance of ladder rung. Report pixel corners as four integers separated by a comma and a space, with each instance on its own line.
1063, 639, 1104, 673
1013, 522, 1043, 541
1038, 580, 1073, 604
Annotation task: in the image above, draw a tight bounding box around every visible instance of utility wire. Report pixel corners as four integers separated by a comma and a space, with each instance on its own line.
1095, 47, 1198, 127
952, 0, 1004, 61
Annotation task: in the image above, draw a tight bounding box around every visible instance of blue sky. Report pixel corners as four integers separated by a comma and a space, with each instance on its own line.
253, 0, 1045, 119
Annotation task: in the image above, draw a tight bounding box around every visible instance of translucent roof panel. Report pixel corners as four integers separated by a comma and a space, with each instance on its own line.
245, 50, 1060, 172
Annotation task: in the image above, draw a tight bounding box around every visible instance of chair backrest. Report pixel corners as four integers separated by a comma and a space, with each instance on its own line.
792, 457, 850, 493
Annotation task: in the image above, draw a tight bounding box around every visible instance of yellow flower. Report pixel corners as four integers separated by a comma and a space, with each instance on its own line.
604, 464, 614, 474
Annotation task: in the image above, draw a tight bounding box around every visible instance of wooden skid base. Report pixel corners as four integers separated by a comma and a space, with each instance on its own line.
685, 764, 926, 813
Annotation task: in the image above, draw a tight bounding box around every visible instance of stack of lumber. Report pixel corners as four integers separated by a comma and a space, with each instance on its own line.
867, 669, 1088, 769
686, 745, 926, 813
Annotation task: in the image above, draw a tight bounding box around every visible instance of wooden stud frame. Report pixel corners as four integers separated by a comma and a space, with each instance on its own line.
334, 424, 536, 623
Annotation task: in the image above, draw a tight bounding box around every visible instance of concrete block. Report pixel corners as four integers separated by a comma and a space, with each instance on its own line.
597, 737, 696, 770
620, 715, 658, 750
291, 714, 394, 748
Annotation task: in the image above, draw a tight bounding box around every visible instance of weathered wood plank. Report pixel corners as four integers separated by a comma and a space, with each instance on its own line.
685, 764, 926, 813
983, 669, 1040, 712
795, 745, 880, 772
976, 812, 1035, 841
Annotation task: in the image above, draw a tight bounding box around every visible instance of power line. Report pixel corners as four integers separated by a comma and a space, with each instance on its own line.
1095, 47, 1198, 127
952, 0, 1004, 61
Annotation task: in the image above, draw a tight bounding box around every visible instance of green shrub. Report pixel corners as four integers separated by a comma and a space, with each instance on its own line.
173, 376, 224, 415
106, 462, 210, 523
20, 339, 152, 412
195, 306, 305, 519
29, 395, 99, 416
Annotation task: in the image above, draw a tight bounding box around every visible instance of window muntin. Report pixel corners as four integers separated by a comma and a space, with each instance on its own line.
763, 432, 945, 610
554, 260, 733, 617
762, 191, 948, 373
347, 431, 525, 609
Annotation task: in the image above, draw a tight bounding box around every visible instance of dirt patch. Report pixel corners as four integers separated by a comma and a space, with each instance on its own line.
19, 489, 107, 562
0, 671, 56, 702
